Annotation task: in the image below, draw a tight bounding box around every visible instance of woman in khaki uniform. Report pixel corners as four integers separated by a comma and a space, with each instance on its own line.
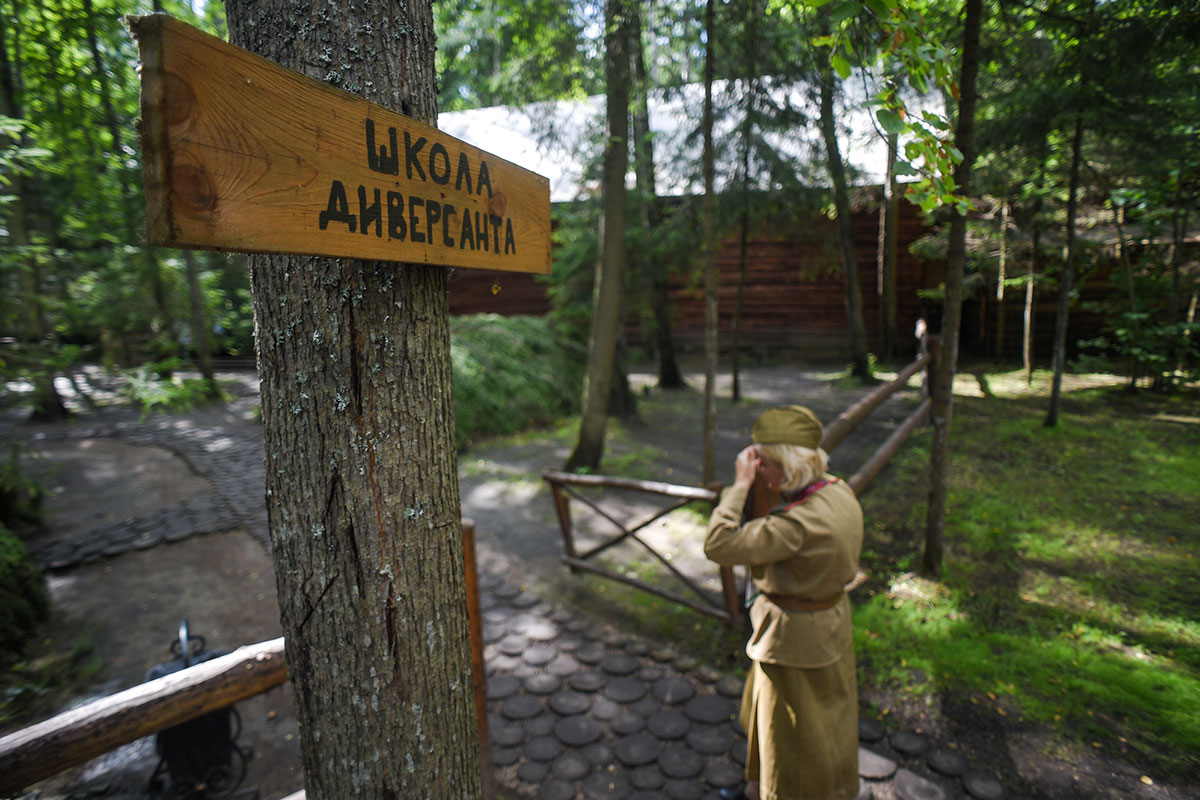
705, 405, 862, 800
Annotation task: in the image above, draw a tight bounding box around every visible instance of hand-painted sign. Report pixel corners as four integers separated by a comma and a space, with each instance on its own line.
131, 15, 551, 274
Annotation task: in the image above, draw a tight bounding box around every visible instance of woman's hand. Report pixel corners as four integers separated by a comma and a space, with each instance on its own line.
733, 445, 759, 489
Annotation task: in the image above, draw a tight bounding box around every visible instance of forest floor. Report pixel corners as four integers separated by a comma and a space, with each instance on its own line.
3, 357, 1196, 800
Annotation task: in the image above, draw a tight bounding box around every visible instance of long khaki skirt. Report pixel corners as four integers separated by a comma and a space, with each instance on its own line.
739, 639, 858, 800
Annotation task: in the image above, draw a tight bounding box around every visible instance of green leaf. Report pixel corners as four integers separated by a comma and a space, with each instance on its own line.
831, 53, 852, 79
811, 35, 837, 48
876, 108, 906, 135
830, 1, 863, 26
801, 0, 835, 7
893, 161, 919, 176
921, 111, 950, 131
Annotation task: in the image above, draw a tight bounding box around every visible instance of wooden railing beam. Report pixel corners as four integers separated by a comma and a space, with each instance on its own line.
822, 351, 931, 453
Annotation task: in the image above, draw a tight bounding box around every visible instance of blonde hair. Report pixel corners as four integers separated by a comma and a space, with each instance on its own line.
757, 443, 829, 494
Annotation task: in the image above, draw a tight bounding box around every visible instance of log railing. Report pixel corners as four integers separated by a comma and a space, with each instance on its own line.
547, 337, 936, 625
0, 520, 488, 798
541, 471, 740, 624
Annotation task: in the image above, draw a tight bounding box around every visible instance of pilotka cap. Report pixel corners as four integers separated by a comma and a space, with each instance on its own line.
752, 405, 824, 449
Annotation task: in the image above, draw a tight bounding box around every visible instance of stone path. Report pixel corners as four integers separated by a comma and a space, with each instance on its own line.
5, 366, 1035, 799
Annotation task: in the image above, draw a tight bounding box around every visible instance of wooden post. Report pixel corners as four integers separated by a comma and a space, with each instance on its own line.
460, 519, 492, 798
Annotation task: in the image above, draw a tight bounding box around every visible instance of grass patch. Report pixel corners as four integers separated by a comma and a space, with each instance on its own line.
854, 369, 1200, 779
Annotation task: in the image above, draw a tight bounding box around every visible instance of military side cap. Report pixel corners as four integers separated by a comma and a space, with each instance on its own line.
752, 405, 823, 449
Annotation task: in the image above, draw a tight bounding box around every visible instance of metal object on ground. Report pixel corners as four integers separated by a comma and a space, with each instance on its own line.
145, 620, 257, 800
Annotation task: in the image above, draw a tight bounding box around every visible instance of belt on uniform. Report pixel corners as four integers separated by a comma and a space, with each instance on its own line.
762, 592, 842, 612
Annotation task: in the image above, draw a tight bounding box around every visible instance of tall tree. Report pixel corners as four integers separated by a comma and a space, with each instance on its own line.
221, 2, 481, 796
922, 0, 983, 578
1045, 112, 1084, 427
815, 5, 871, 381
700, 0, 719, 484
566, 0, 631, 471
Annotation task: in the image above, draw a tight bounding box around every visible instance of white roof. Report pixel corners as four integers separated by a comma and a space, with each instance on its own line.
438, 74, 944, 203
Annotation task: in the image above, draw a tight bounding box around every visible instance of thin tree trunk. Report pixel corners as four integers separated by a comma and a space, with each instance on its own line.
922, 0, 983, 579
223, 3, 481, 796
878, 132, 899, 361
731, 0, 760, 403
701, 0, 719, 484
817, 12, 870, 381
183, 250, 219, 396
567, 0, 631, 471
1024, 154, 1047, 386
629, 2, 684, 390
1045, 114, 1084, 427
995, 200, 1008, 359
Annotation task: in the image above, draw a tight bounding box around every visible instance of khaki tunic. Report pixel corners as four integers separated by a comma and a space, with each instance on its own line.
705, 478, 863, 800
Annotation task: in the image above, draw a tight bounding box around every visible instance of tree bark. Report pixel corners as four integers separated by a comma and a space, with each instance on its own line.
731, 0, 761, 403
817, 13, 870, 381
878, 132, 899, 361
183, 250, 219, 396
922, 0, 983, 579
1045, 114, 1084, 427
222, 3, 482, 797
995, 200, 1008, 359
701, 0, 719, 484
629, 2, 684, 391
566, 0, 631, 471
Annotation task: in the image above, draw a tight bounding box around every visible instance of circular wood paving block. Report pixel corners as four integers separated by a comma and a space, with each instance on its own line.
703, 761, 744, 788
854, 777, 873, 800
569, 669, 609, 692
517, 761, 549, 783
482, 623, 505, 644
491, 746, 520, 767
631, 765, 666, 790
525, 673, 562, 695
583, 742, 614, 766
577, 642, 608, 664
498, 634, 530, 656
640, 666, 665, 683
527, 714, 556, 737
538, 779, 575, 800
653, 676, 696, 705
493, 583, 521, 600
894, 768, 950, 800
606, 677, 648, 704
526, 735, 563, 762
501, 693, 543, 721
526, 620, 561, 641
890, 730, 929, 756
684, 695, 736, 724
491, 724, 525, 747
557, 636, 584, 653
717, 676, 744, 698
602, 653, 640, 676
626, 640, 651, 656
659, 745, 704, 779
524, 645, 556, 666
858, 718, 885, 743
548, 654, 581, 676
648, 710, 690, 740
479, 573, 501, 591
512, 591, 540, 608
489, 654, 521, 672
962, 770, 1007, 800
926, 748, 969, 777
549, 689, 592, 716
483, 607, 510, 623
592, 696, 621, 721
664, 779, 705, 799
488, 675, 521, 700
555, 715, 603, 747
582, 772, 631, 799
616, 733, 664, 767
650, 647, 677, 662
731, 739, 747, 765
857, 747, 898, 779
686, 725, 735, 755
508, 612, 539, 634
551, 752, 591, 781
612, 710, 646, 736
629, 793, 669, 800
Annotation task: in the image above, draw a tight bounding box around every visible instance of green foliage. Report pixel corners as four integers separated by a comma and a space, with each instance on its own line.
0, 443, 44, 535
120, 357, 224, 418
450, 314, 584, 450
1, 636, 103, 727
856, 375, 1200, 777
0, 522, 49, 662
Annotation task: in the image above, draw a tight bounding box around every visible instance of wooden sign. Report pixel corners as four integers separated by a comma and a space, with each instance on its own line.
130, 15, 551, 274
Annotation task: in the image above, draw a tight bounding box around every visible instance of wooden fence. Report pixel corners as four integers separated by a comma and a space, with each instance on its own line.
545, 337, 935, 627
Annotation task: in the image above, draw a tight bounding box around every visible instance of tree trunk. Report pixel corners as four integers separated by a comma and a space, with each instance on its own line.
183, 250, 219, 396
0, 12, 67, 422
1045, 114, 1084, 427
994, 200, 1008, 359
731, 0, 760, 403
629, 2, 684, 391
878, 132, 899, 361
817, 14, 870, 381
1024, 154, 1047, 386
566, 0, 631, 471
701, 0, 719, 485
922, 0, 983, 579
222, 3, 482, 797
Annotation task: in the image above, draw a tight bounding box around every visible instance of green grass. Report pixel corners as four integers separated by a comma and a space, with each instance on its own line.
853, 371, 1200, 779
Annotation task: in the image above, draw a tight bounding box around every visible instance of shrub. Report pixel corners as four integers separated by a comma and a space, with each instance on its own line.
0, 523, 48, 661
450, 315, 583, 450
